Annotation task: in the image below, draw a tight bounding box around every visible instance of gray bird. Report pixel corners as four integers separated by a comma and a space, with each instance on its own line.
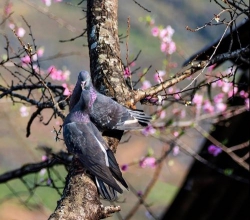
69, 70, 151, 131
63, 88, 128, 201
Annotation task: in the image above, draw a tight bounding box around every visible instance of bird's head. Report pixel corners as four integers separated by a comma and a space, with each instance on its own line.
78, 71, 92, 90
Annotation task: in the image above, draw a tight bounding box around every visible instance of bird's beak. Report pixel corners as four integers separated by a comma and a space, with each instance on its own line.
81, 81, 87, 90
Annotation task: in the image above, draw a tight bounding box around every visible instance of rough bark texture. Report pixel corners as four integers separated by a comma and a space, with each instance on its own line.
87, 0, 132, 104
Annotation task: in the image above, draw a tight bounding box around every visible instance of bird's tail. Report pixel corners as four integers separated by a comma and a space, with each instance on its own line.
95, 177, 118, 201
126, 109, 152, 127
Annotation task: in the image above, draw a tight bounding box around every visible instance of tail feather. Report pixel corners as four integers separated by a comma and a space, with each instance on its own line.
96, 177, 118, 201
106, 149, 129, 189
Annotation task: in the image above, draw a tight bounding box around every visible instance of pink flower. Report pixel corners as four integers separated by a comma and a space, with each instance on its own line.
20, 106, 29, 117
124, 67, 131, 78
5, 3, 12, 16
159, 110, 166, 119
142, 125, 156, 136
193, 93, 203, 106
151, 27, 159, 37
42, 0, 51, 6
203, 100, 214, 113
216, 79, 224, 87
208, 145, 222, 156
166, 41, 176, 54
245, 98, 249, 110
62, 83, 71, 96
9, 23, 15, 30
21, 55, 31, 64
154, 70, 165, 83
208, 64, 216, 72
227, 87, 238, 98
215, 102, 227, 113
239, 90, 248, 98
42, 155, 48, 161
121, 164, 128, 171
161, 42, 167, 53
173, 145, 180, 156
222, 82, 231, 93
173, 131, 179, 137
37, 47, 44, 57
17, 27, 26, 37
129, 61, 136, 67
139, 157, 156, 168
141, 80, 151, 90
213, 93, 224, 103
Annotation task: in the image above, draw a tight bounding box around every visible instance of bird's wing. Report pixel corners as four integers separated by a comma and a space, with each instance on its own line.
91, 93, 151, 130
63, 122, 123, 193
91, 94, 126, 129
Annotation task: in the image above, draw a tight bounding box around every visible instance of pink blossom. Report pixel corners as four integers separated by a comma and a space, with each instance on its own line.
215, 102, 227, 113
32, 54, 38, 61
154, 70, 165, 83
5, 3, 12, 16
193, 93, 203, 106
159, 110, 166, 119
42, 0, 51, 6
160, 42, 167, 53
151, 27, 159, 37
159, 26, 175, 39
173, 131, 179, 137
37, 47, 44, 57
141, 80, 151, 90
222, 82, 231, 93
129, 61, 136, 67
227, 87, 238, 98
166, 41, 176, 54
173, 145, 180, 156
121, 164, 128, 171
208, 64, 216, 72
42, 155, 48, 161
213, 93, 224, 103
48, 66, 70, 81
216, 79, 224, 87
141, 125, 156, 136
9, 23, 15, 30
139, 157, 156, 168
124, 67, 131, 78
62, 83, 71, 96
168, 87, 174, 93
20, 106, 29, 117
21, 55, 31, 64
203, 100, 214, 113
245, 98, 249, 110
17, 27, 26, 37
239, 90, 248, 98
208, 145, 222, 156
174, 89, 180, 100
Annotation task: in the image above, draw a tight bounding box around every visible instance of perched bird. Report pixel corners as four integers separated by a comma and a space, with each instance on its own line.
70, 70, 151, 131
63, 87, 128, 201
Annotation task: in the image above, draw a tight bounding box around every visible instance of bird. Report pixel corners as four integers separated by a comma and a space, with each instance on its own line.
69, 70, 151, 131
63, 87, 128, 201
